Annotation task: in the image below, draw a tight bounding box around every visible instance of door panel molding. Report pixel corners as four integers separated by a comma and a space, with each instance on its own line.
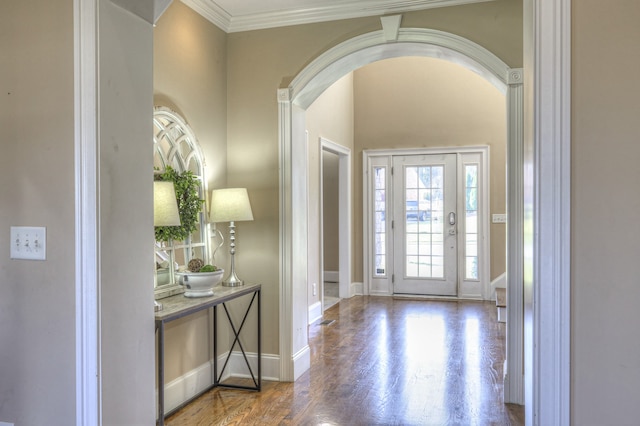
392, 153, 459, 296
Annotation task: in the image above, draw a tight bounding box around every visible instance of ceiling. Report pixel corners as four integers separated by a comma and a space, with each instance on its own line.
180, 0, 495, 32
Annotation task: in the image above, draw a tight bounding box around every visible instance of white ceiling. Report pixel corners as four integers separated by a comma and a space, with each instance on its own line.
180, 0, 495, 32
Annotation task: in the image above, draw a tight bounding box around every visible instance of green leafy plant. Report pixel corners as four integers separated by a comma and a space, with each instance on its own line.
154, 166, 204, 243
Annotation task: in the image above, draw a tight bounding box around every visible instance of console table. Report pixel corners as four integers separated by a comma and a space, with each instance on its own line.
155, 283, 261, 425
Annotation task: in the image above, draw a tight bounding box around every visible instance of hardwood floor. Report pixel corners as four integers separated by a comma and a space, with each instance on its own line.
165, 296, 524, 425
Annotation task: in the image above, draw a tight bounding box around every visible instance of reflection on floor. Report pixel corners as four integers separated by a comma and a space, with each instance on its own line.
323, 281, 339, 311
165, 296, 524, 425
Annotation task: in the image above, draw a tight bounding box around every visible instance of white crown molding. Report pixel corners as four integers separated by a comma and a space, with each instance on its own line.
181, 0, 495, 33
181, 0, 231, 31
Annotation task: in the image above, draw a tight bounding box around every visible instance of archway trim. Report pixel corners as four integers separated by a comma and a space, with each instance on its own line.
291, 28, 511, 109
277, 28, 524, 411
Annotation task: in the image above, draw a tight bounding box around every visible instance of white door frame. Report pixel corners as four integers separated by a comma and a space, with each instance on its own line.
320, 138, 352, 303
525, 0, 572, 424
75, 0, 101, 424
363, 147, 491, 301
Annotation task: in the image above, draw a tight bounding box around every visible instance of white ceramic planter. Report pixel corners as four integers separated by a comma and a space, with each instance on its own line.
176, 269, 224, 298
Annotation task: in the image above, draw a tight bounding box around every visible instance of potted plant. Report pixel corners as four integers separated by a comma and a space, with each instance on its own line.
155, 166, 203, 243
177, 258, 224, 298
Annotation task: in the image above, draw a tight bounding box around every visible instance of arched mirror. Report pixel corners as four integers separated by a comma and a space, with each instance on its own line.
153, 106, 209, 299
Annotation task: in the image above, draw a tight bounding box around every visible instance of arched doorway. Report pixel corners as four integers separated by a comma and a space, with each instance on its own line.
276, 27, 525, 405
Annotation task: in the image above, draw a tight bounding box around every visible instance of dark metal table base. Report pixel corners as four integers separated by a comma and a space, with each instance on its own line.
155, 284, 261, 426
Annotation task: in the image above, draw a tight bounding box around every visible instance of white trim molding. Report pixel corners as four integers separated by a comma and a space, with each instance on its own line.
291, 28, 510, 110
527, 0, 571, 424
182, 0, 496, 33
277, 87, 296, 382
75, 0, 101, 424
160, 352, 280, 417
505, 67, 525, 405
278, 88, 311, 381
308, 302, 322, 325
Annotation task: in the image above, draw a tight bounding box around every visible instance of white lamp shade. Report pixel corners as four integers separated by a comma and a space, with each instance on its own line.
209, 188, 254, 223
154, 181, 181, 226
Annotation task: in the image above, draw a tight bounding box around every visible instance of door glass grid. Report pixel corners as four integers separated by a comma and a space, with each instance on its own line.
374, 167, 386, 276
405, 166, 444, 278
465, 164, 479, 280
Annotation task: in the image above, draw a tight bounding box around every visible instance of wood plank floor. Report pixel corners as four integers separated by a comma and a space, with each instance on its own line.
165, 296, 524, 425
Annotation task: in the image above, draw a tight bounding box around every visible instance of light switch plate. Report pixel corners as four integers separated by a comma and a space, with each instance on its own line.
10, 226, 46, 260
492, 214, 507, 224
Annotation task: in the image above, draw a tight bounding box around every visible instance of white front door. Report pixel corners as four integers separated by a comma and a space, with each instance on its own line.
366, 148, 488, 299
393, 154, 458, 296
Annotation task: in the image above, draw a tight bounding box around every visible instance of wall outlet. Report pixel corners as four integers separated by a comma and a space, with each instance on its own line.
492, 214, 507, 224
10, 226, 46, 260
312, 282, 317, 296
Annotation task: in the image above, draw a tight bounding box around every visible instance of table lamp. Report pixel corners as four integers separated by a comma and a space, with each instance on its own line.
154, 181, 181, 310
209, 188, 254, 286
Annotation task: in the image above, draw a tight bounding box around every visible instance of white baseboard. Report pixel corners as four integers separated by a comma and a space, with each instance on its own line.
292, 345, 311, 381
162, 359, 217, 415
351, 281, 363, 296
498, 306, 507, 323
308, 301, 322, 324
490, 272, 506, 298
228, 351, 280, 382
160, 351, 280, 415
323, 270, 339, 282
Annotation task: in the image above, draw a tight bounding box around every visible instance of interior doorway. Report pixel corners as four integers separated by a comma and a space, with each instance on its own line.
321, 149, 340, 310
320, 138, 352, 309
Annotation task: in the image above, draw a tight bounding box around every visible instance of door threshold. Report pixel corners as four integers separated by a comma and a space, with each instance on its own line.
392, 294, 484, 302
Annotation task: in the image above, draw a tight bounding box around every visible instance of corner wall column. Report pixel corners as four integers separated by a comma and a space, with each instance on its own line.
278, 89, 311, 381
505, 68, 524, 405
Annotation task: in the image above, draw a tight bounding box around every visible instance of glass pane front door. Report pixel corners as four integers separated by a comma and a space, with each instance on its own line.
393, 154, 457, 296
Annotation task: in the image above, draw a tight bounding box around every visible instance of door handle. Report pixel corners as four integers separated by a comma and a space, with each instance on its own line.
448, 211, 456, 225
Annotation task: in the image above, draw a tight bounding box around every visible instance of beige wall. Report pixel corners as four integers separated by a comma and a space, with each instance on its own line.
154, 1, 228, 191
353, 57, 506, 282
99, 2, 156, 422
306, 73, 355, 308
0, 1, 76, 423
0, 0, 157, 424
153, 0, 230, 385
572, 1, 640, 424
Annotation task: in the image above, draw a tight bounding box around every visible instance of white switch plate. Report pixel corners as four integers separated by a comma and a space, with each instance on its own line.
492, 214, 507, 224
10, 226, 46, 260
